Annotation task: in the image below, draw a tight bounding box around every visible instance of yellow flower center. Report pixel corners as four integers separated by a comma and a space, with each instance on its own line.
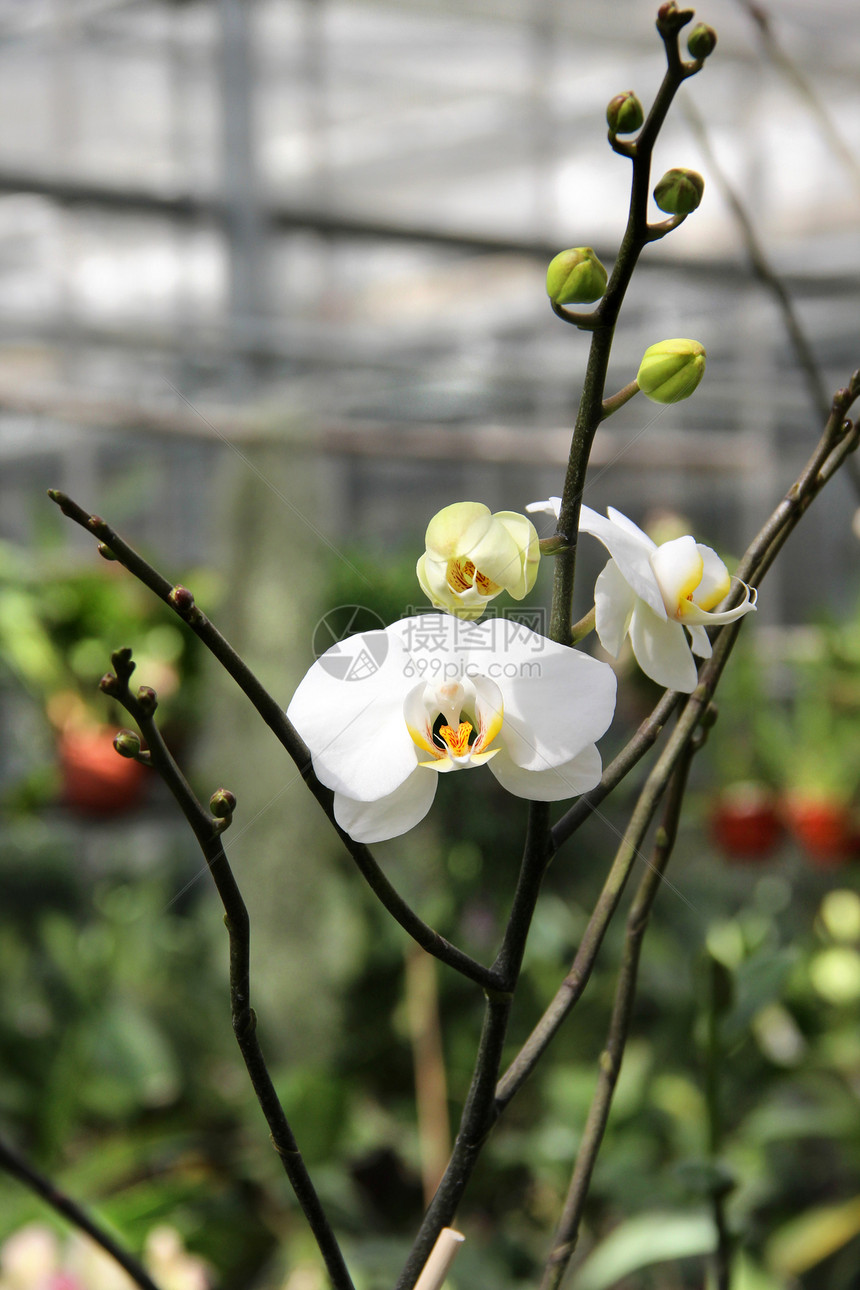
446, 558, 501, 597
437, 721, 473, 758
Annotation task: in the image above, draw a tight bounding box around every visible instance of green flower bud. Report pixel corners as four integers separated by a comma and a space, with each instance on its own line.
637, 338, 706, 404
653, 167, 705, 216
210, 787, 237, 818
113, 730, 141, 759
606, 91, 644, 136
687, 22, 718, 60
546, 247, 608, 306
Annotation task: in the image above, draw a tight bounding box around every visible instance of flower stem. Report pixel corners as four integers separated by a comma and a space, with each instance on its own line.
0, 1134, 163, 1290
600, 380, 640, 420
549, 32, 703, 645
394, 802, 551, 1290
539, 739, 700, 1290
106, 673, 356, 1290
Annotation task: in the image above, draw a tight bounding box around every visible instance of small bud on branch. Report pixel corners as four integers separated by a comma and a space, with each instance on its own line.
653, 167, 705, 215
546, 247, 608, 306
210, 787, 238, 819
606, 91, 644, 136
136, 686, 159, 717
113, 729, 143, 759
687, 22, 717, 60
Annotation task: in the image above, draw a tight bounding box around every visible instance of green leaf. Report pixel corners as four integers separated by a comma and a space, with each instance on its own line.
767, 1195, 860, 1276
574, 1211, 715, 1290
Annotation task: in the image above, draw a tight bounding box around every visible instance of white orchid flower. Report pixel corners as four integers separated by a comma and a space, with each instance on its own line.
527, 499, 756, 693
416, 502, 540, 621
287, 613, 616, 843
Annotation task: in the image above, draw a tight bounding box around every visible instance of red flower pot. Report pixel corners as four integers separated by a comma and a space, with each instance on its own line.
58, 727, 147, 816
782, 793, 857, 867
710, 783, 783, 861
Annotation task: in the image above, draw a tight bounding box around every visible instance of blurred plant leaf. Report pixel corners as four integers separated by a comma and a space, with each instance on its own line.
573, 1211, 714, 1289
767, 1195, 860, 1275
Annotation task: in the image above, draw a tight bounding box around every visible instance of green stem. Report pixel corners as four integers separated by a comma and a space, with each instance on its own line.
569, 605, 596, 645
600, 380, 640, 420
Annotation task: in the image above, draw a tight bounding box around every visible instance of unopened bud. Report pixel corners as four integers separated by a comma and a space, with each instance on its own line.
111, 647, 135, 679
687, 22, 717, 60
546, 247, 608, 306
657, 2, 695, 35
97, 543, 118, 561
653, 167, 705, 216
606, 91, 644, 135
100, 672, 121, 697
637, 338, 706, 404
210, 788, 237, 819
113, 730, 142, 759
169, 585, 196, 615
136, 685, 158, 716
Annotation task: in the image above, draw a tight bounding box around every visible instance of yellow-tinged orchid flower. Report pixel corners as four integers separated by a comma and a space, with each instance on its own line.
527, 499, 757, 693
287, 613, 616, 843
416, 502, 540, 621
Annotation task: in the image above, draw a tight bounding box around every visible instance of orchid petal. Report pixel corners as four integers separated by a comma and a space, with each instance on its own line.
606, 507, 655, 545
594, 558, 636, 658
287, 631, 418, 801
579, 505, 666, 619
693, 543, 731, 610
628, 600, 699, 692
333, 770, 437, 844
492, 511, 541, 597
649, 536, 704, 618
679, 580, 758, 626
488, 619, 616, 770
488, 743, 602, 801
424, 502, 493, 559
467, 519, 523, 591
686, 623, 712, 659
526, 496, 562, 518
469, 672, 505, 752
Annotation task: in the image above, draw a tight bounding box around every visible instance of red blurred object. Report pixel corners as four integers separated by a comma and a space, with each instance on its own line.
58, 727, 147, 815
710, 783, 783, 860
782, 793, 858, 867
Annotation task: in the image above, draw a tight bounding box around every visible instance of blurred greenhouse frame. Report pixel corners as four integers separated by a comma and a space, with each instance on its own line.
1, 1, 859, 1288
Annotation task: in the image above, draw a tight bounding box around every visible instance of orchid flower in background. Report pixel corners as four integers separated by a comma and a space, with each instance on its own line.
287, 613, 616, 843
527, 499, 756, 693
416, 502, 540, 620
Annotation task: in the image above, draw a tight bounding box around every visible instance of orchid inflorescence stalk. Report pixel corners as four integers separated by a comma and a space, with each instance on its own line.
16, 5, 859, 1290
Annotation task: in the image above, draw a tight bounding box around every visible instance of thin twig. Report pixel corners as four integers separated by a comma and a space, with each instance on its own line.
46, 490, 498, 994
539, 732, 702, 1290
0, 1133, 163, 1290
100, 655, 356, 1290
